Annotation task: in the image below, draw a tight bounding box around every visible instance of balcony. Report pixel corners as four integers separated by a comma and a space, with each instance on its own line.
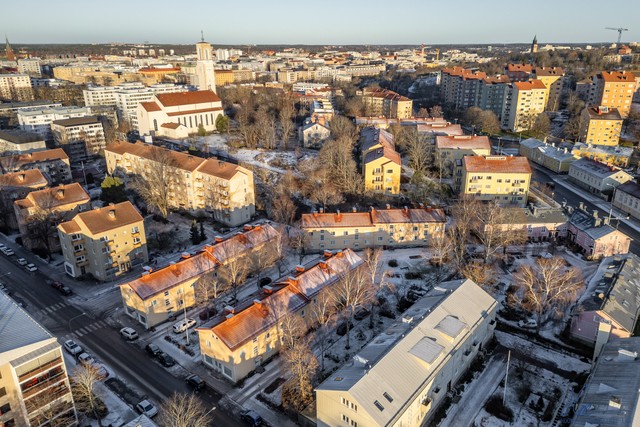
75, 259, 88, 268
131, 230, 140, 237
18, 357, 63, 382
73, 248, 86, 256
133, 242, 142, 248
25, 384, 70, 413
21, 372, 67, 399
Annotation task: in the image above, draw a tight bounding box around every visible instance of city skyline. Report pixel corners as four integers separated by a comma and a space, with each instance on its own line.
3, 0, 639, 45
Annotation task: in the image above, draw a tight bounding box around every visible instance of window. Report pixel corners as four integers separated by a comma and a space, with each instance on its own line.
164, 291, 169, 296
374, 400, 385, 411
165, 299, 171, 306
383, 392, 393, 402
132, 226, 139, 233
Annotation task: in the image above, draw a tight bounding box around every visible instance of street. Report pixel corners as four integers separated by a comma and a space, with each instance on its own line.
0, 241, 240, 427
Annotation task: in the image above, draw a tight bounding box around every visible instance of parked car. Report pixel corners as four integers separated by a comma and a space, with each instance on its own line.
1, 247, 14, 256
49, 281, 64, 290
119, 327, 139, 340
16, 257, 27, 266
25, 263, 37, 272
78, 352, 95, 365
145, 343, 161, 357
136, 400, 158, 418
156, 352, 175, 367
185, 374, 205, 391
58, 285, 73, 296
220, 296, 237, 307
172, 318, 197, 333
240, 409, 263, 426
91, 362, 109, 380
518, 318, 538, 329
258, 277, 272, 288
63, 340, 83, 356
336, 320, 353, 336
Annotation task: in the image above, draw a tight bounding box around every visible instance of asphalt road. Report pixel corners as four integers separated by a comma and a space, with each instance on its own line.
0, 244, 240, 427
531, 165, 640, 254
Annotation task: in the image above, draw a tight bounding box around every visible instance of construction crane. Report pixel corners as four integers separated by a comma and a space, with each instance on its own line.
605, 27, 629, 44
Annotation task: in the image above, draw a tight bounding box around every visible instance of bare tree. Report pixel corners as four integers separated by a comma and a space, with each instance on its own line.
305, 167, 344, 210
430, 230, 453, 283
363, 247, 382, 287
511, 257, 583, 328
159, 392, 213, 427
450, 195, 481, 270
530, 113, 551, 139
309, 287, 338, 372
460, 261, 497, 291
194, 274, 228, 307
269, 191, 297, 226
429, 105, 444, 119
279, 312, 306, 352
217, 244, 249, 302
329, 115, 357, 142
72, 364, 105, 427
334, 268, 374, 349
130, 147, 177, 218
281, 337, 318, 411
26, 393, 76, 427
475, 201, 528, 264
318, 137, 361, 194
478, 110, 501, 135
405, 128, 431, 179
278, 96, 296, 149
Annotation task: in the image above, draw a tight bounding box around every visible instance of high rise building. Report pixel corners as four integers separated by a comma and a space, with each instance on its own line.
195, 35, 216, 94
588, 71, 636, 119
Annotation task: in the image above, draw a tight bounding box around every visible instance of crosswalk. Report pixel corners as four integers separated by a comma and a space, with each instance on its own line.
39, 301, 70, 314
60, 319, 109, 341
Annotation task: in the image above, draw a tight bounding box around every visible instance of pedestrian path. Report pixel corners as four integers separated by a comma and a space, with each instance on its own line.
59, 319, 109, 341
37, 301, 70, 315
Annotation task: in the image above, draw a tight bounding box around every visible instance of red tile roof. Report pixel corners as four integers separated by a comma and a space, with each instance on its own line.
106, 141, 205, 172
160, 122, 182, 129
600, 71, 636, 83
140, 101, 161, 112
0, 169, 48, 188
436, 135, 491, 150
464, 155, 532, 174
156, 90, 221, 107
534, 67, 564, 77
196, 158, 243, 181
507, 64, 533, 72
513, 80, 547, 90
15, 182, 90, 210
301, 208, 446, 228
166, 106, 223, 117
364, 147, 401, 166
61, 201, 144, 235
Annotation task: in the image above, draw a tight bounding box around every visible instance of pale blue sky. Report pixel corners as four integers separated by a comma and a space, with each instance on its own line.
3, 0, 638, 45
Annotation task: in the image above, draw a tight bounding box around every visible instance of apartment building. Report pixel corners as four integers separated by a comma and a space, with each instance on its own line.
588, 71, 636, 118
567, 204, 631, 259
137, 90, 224, 138
0, 148, 72, 186
505, 63, 533, 82
0, 292, 77, 427
519, 138, 577, 173
356, 87, 413, 119
568, 158, 632, 198
580, 106, 623, 146
17, 59, 42, 78
119, 223, 279, 329
613, 181, 640, 221
310, 98, 335, 124
359, 128, 402, 194
105, 141, 255, 226
0, 129, 46, 155
51, 116, 106, 161
532, 67, 565, 111
58, 201, 148, 281
197, 249, 364, 382
14, 183, 91, 252
457, 155, 532, 207
502, 80, 549, 132
571, 142, 633, 168
18, 106, 92, 141
440, 67, 487, 109
316, 278, 497, 427
488, 205, 568, 242
435, 135, 491, 175
301, 206, 446, 252
0, 73, 33, 101
478, 75, 510, 121
0, 169, 49, 229
355, 117, 448, 129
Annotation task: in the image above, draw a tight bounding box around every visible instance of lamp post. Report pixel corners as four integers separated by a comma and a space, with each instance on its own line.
68, 312, 86, 331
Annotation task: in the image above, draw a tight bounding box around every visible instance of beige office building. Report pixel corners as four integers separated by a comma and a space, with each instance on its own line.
58, 201, 148, 281
0, 293, 77, 427
105, 141, 255, 226
457, 155, 532, 207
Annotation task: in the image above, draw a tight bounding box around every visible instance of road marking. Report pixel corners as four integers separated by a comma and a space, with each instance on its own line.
77, 327, 89, 335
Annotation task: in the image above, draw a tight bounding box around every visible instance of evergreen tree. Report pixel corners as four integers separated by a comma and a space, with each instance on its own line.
190, 221, 199, 245
199, 222, 206, 243
100, 176, 128, 205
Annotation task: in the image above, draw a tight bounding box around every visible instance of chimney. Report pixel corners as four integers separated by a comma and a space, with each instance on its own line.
319, 261, 328, 269
323, 250, 333, 258
243, 224, 253, 231
295, 264, 305, 273
108, 209, 116, 219
214, 236, 224, 243
263, 285, 273, 294
224, 305, 235, 315
18, 173, 25, 182
253, 299, 262, 307
56, 189, 65, 199
319, 207, 324, 214
336, 250, 344, 258
402, 206, 410, 217
335, 209, 342, 222
181, 252, 190, 259
312, 210, 318, 217
386, 204, 391, 210
352, 206, 357, 213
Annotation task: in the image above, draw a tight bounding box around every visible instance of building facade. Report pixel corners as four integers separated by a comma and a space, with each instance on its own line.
567, 204, 631, 259
195, 40, 217, 94
435, 135, 491, 175
0, 129, 46, 155
299, 120, 331, 148
571, 142, 632, 168
58, 201, 148, 281
568, 158, 632, 199
588, 71, 636, 118
17, 106, 92, 141
532, 67, 565, 111
519, 138, 577, 173
613, 181, 640, 221
50, 116, 106, 161
356, 87, 413, 119
0, 148, 72, 186
580, 106, 623, 146
503, 80, 549, 132
359, 127, 402, 195
0, 74, 33, 101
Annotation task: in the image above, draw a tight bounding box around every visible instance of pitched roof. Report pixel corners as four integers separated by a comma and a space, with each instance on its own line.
155, 90, 221, 107
0, 292, 54, 354
359, 127, 395, 153
160, 122, 182, 129
140, 101, 161, 112
0, 168, 48, 189
196, 158, 244, 181
507, 63, 533, 72
15, 182, 90, 210
302, 212, 374, 228
106, 141, 205, 172
301, 208, 446, 228
616, 181, 640, 199
165, 106, 224, 116
463, 155, 531, 174
601, 254, 640, 333
60, 201, 143, 236
534, 67, 564, 76
436, 135, 491, 150
600, 71, 636, 83
513, 80, 547, 90
364, 147, 401, 165
371, 207, 446, 224
416, 123, 464, 136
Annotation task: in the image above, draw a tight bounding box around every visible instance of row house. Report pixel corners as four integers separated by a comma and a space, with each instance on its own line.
567, 204, 631, 259
0, 148, 72, 186
197, 249, 364, 382
119, 223, 280, 329
457, 155, 532, 207
483, 205, 568, 242
58, 201, 148, 281
14, 183, 91, 252
105, 141, 255, 226
571, 142, 633, 168
435, 135, 491, 176
316, 278, 497, 427
0, 293, 77, 427
580, 106, 623, 146
519, 138, 577, 174
359, 128, 402, 195
301, 206, 446, 252
568, 158, 632, 199
613, 181, 640, 221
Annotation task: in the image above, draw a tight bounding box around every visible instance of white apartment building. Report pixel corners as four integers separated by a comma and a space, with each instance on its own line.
0, 74, 33, 102
18, 106, 92, 141
0, 292, 77, 427
50, 116, 106, 161
316, 278, 497, 427
17, 59, 42, 78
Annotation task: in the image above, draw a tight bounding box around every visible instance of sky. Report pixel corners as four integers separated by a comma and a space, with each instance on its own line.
3, 0, 639, 45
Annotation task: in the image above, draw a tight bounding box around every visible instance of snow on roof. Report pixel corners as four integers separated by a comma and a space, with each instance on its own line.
0, 292, 54, 355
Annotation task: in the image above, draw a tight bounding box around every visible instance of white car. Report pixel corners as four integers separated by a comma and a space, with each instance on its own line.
78, 352, 95, 365
1, 247, 14, 256
16, 258, 27, 266
25, 263, 38, 272
119, 327, 139, 340
136, 400, 158, 418
518, 319, 538, 329
63, 339, 83, 356
172, 318, 197, 333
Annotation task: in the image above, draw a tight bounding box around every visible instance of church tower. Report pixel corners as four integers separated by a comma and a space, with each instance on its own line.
531, 35, 538, 54
5, 35, 15, 61
195, 32, 216, 94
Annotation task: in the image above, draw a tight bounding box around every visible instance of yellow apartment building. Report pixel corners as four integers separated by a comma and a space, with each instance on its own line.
197, 249, 364, 382
119, 223, 280, 329
0, 293, 77, 427
457, 155, 532, 207
356, 87, 413, 119
533, 67, 565, 111
214, 70, 235, 87
590, 71, 636, 118
580, 106, 623, 146
435, 135, 491, 175
14, 182, 91, 252
503, 80, 549, 132
359, 127, 402, 194
58, 201, 148, 281
105, 141, 255, 226
301, 207, 446, 252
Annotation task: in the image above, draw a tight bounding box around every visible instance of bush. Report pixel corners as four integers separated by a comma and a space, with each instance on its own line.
388, 259, 398, 267
484, 395, 514, 422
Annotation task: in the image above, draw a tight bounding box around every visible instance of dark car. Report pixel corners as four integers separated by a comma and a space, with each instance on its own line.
59, 286, 73, 296
354, 307, 370, 321
156, 352, 175, 367
185, 374, 205, 391
145, 343, 161, 357
240, 410, 263, 426
336, 320, 353, 336
49, 281, 64, 290
198, 307, 218, 321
